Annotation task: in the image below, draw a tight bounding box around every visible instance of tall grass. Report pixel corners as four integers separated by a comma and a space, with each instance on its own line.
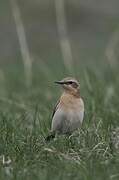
0, 62, 119, 180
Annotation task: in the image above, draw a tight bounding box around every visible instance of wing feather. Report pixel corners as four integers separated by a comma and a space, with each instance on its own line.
52, 100, 60, 118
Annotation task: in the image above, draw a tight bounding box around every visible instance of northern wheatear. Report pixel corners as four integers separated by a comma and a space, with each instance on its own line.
46, 77, 84, 141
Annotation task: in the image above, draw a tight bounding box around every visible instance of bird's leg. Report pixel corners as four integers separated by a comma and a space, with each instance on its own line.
45, 131, 55, 142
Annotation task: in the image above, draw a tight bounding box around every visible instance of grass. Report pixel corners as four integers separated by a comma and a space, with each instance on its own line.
0, 59, 119, 180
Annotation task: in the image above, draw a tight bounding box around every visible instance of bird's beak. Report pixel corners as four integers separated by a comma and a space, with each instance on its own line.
55, 81, 64, 85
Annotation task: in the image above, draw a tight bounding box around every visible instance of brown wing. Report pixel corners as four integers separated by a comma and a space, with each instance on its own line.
52, 100, 60, 118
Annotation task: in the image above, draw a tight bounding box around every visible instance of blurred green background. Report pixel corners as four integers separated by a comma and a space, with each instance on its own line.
0, 0, 119, 180
0, 0, 119, 68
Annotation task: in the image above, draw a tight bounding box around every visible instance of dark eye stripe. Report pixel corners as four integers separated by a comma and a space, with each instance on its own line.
66, 81, 73, 84
65, 81, 78, 88
64, 81, 72, 84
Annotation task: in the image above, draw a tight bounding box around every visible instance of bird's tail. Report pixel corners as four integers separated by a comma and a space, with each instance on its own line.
45, 132, 55, 142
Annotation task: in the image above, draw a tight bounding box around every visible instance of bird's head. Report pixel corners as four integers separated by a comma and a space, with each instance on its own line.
55, 77, 80, 96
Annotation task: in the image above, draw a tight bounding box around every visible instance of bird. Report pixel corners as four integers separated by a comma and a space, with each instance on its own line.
46, 77, 84, 141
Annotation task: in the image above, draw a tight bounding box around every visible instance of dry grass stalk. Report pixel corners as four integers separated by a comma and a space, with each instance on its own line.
55, 0, 74, 73
105, 30, 119, 68
10, 0, 32, 87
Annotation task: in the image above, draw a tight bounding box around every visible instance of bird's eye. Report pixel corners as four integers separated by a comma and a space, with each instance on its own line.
66, 81, 73, 85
